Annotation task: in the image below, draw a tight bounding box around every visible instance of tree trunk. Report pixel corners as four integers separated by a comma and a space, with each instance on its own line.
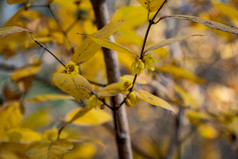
90, 0, 133, 159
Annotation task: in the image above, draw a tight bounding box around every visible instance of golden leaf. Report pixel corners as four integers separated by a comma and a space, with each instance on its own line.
52, 61, 92, 101
137, 0, 165, 12
0, 26, 30, 37
136, 90, 175, 112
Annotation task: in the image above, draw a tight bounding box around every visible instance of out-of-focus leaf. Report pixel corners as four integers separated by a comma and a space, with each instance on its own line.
21, 109, 51, 128
65, 143, 96, 159
144, 34, 202, 52
52, 62, 92, 102
174, 84, 198, 108
27, 143, 49, 159
0, 101, 23, 135
0, 128, 43, 143
27, 94, 74, 103
0, 26, 30, 37
185, 109, 211, 125
27, 139, 73, 159
161, 15, 238, 35
48, 139, 73, 159
212, 2, 238, 22
136, 90, 175, 112
156, 64, 205, 84
198, 124, 218, 139
137, 0, 166, 12
113, 5, 149, 29
72, 21, 122, 63
122, 75, 147, 84
88, 36, 138, 58
65, 108, 112, 126
10, 60, 41, 82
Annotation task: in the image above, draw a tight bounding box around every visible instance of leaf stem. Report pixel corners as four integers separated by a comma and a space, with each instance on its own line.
33, 38, 66, 67
118, 0, 167, 108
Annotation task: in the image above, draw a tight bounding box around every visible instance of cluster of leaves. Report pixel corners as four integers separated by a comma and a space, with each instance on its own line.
0, 0, 238, 158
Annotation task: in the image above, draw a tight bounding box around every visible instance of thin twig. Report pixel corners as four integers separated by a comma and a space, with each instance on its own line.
118, 0, 167, 108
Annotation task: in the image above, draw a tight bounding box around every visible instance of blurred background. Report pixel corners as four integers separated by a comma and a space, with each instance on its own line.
0, 0, 238, 158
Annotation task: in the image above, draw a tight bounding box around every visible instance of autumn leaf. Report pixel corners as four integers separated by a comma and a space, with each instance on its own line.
65, 108, 112, 126
88, 35, 138, 58
144, 34, 203, 53
0, 26, 30, 37
0, 101, 23, 135
156, 64, 205, 84
160, 15, 238, 35
26, 94, 74, 103
72, 21, 123, 63
136, 90, 175, 112
137, 0, 166, 12
52, 61, 92, 101
48, 139, 73, 159
7, 0, 30, 4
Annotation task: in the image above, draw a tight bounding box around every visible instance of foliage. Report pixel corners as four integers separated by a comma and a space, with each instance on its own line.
0, 0, 238, 158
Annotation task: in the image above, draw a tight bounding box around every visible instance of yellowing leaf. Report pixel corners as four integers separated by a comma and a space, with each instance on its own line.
65, 143, 96, 159
122, 75, 147, 84
144, 34, 202, 53
48, 139, 73, 159
0, 128, 43, 143
27, 143, 49, 159
185, 110, 211, 125
65, 108, 112, 126
136, 90, 174, 112
0, 26, 30, 37
27, 94, 74, 103
156, 65, 205, 83
212, 2, 238, 22
52, 61, 92, 101
72, 21, 123, 63
91, 21, 123, 38
10, 60, 41, 82
198, 124, 218, 139
0, 101, 23, 135
137, 0, 166, 12
113, 6, 149, 29
161, 15, 238, 35
88, 36, 138, 58
21, 109, 51, 128
174, 84, 198, 108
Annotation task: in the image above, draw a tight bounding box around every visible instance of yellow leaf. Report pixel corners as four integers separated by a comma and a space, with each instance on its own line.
21, 109, 51, 128
161, 15, 238, 35
91, 21, 123, 38
113, 5, 149, 29
136, 90, 175, 112
0, 26, 30, 37
48, 139, 73, 159
72, 21, 123, 63
156, 64, 205, 83
198, 124, 218, 139
27, 94, 74, 103
144, 34, 202, 53
27, 143, 49, 159
174, 84, 198, 109
52, 61, 92, 101
122, 75, 147, 84
212, 2, 238, 22
10, 60, 41, 82
137, 0, 166, 12
27, 139, 73, 159
185, 109, 211, 125
88, 36, 138, 58
0, 101, 23, 135
0, 128, 43, 143
65, 108, 112, 126
65, 143, 96, 159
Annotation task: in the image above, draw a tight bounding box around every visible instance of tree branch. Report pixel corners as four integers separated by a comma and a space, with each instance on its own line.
90, 0, 133, 158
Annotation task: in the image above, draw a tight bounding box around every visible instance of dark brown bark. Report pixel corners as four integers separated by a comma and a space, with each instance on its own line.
90, 0, 133, 159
